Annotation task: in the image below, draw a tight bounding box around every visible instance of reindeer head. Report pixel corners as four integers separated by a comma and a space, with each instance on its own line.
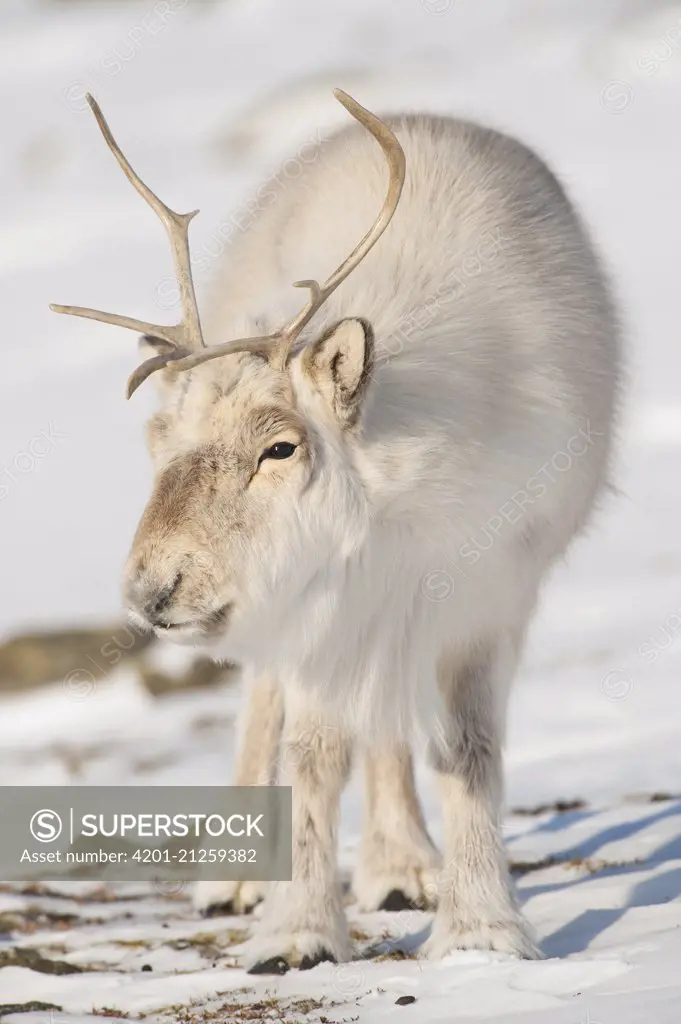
51, 92, 405, 648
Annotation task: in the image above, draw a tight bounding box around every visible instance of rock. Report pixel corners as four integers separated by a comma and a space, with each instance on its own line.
0, 947, 83, 975
0, 625, 238, 697
0, 908, 78, 934
138, 657, 234, 696
0, 1003, 62, 1017
0, 625, 152, 693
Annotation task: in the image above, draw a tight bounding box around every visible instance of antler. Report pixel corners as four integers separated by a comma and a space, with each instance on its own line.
51, 89, 406, 398
50, 93, 206, 396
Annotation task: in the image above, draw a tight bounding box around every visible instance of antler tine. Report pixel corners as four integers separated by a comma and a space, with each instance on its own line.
50, 93, 205, 356
163, 89, 406, 379
276, 88, 406, 359
49, 304, 185, 349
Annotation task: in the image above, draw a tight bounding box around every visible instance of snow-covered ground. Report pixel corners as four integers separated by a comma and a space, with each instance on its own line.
3, 792, 681, 1022
2, 0, 681, 1020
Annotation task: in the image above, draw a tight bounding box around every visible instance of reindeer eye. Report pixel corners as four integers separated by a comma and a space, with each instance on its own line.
260, 441, 298, 464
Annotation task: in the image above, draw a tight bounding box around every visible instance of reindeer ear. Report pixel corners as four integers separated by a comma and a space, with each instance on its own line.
138, 335, 179, 399
138, 334, 175, 358
301, 318, 374, 426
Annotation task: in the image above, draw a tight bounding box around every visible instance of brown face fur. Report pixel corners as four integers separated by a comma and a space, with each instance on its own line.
126, 350, 312, 639
124, 319, 373, 644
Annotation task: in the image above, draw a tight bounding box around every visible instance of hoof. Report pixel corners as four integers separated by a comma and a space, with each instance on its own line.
200, 900, 235, 918
247, 956, 290, 975
201, 897, 262, 918
299, 948, 336, 971
379, 889, 420, 912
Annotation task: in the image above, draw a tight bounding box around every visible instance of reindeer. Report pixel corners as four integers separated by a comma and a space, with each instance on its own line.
52, 90, 619, 971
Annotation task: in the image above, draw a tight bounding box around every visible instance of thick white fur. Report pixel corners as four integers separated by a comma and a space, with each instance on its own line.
132, 111, 619, 965
202, 115, 618, 742
194, 675, 440, 918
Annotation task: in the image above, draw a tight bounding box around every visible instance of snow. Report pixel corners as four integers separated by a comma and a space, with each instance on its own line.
2, 0, 681, 1021
2, 796, 681, 1021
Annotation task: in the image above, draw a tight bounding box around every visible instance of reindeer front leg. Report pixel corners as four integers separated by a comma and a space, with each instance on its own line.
424, 639, 540, 959
245, 684, 353, 973
194, 670, 283, 917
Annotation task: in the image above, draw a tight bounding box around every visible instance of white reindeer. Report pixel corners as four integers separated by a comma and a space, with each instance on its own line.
52, 90, 619, 970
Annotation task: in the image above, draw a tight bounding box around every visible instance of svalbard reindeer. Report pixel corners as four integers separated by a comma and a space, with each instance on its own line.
52, 89, 619, 968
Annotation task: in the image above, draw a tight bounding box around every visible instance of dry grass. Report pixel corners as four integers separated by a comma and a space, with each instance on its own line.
169, 993, 347, 1024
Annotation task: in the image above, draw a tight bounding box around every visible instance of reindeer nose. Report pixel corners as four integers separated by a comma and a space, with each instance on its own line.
127, 570, 183, 626
146, 572, 183, 619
